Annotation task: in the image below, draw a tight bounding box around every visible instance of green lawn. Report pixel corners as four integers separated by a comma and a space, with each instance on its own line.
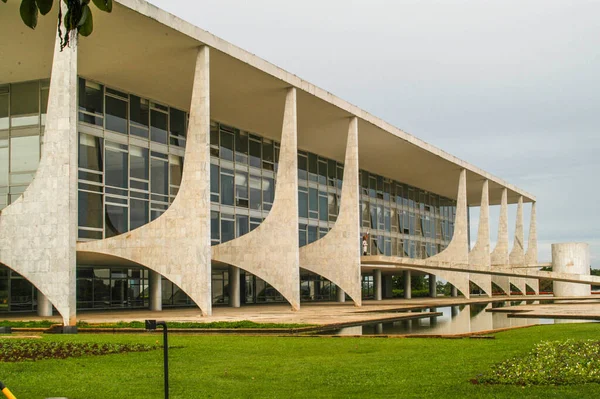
1, 323, 599, 398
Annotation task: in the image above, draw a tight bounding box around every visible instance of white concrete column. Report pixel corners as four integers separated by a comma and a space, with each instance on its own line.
429, 274, 437, 297
552, 243, 591, 297
78, 45, 213, 316
336, 287, 346, 303
37, 291, 53, 317
229, 266, 241, 308
299, 117, 362, 305
451, 285, 458, 297
149, 271, 162, 311
525, 202, 540, 294
469, 180, 492, 297
491, 188, 511, 296
403, 270, 412, 299
509, 196, 527, 295
0, 2, 78, 326
374, 270, 382, 301
212, 87, 301, 310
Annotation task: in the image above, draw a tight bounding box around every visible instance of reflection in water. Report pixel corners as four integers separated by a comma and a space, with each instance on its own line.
317, 301, 595, 336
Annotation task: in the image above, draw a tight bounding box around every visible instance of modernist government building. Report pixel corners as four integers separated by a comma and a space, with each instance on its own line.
0, 1, 593, 325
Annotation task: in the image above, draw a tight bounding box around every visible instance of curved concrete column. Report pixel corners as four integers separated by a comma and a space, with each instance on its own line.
78, 46, 213, 315
212, 87, 301, 310
552, 243, 591, 297
299, 117, 361, 305
468, 180, 492, 297
509, 196, 527, 295
491, 188, 511, 296
524, 202, 540, 294
425, 169, 469, 267
0, 22, 78, 325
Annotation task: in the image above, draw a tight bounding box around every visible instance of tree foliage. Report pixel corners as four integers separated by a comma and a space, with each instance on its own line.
1, 0, 112, 50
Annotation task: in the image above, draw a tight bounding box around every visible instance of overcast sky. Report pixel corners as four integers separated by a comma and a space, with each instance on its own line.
147, 0, 599, 267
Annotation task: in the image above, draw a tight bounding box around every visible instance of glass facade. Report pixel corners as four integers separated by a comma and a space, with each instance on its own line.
0, 80, 49, 210
0, 76, 458, 312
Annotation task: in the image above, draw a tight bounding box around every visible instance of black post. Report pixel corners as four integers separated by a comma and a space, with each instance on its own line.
146, 320, 169, 399
158, 321, 169, 399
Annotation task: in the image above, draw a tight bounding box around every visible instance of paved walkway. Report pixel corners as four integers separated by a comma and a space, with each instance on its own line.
3, 295, 598, 326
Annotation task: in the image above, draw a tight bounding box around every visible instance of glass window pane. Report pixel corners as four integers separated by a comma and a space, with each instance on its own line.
221, 219, 234, 243
235, 172, 248, 199
298, 191, 308, 218
236, 215, 249, 238
211, 211, 220, 241
210, 164, 219, 195
169, 108, 186, 137
11, 81, 40, 127
151, 110, 168, 144
130, 95, 149, 138
130, 199, 149, 230
78, 133, 103, 171
235, 131, 248, 164
78, 190, 103, 229
319, 194, 328, 222
262, 177, 274, 205
0, 94, 8, 130
130, 146, 148, 181
170, 155, 183, 187
105, 96, 127, 134
249, 175, 261, 210
249, 140, 261, 168
262, 140, 273, 163
0, 145, 8, 187
10, 135, 39, 173
78, 79, 102, 115
220, 131, 234, 161
105, 148, 128, 188
221, 173, 234, 206
105, 204, 128, 238
151, 158, 168, 195
298, 154, 308, 181
309, 188, 318, 212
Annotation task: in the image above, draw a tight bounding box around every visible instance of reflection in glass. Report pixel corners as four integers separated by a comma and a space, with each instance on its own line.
10, 136, 39, 173
105, 204, 128, 238
151, 158, 168, 195
78, 133, 103, 171
151, 110, 168, 144
105, 148, 128, 188
78, 191, 103, 229
11, 81, 39, 127
105, 95, 128, 134
130, 146, 149, 180
130, 199, 149, 230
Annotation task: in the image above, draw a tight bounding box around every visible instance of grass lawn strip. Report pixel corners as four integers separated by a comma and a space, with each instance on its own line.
0, 320, 314, 329
1, 323, 599, 398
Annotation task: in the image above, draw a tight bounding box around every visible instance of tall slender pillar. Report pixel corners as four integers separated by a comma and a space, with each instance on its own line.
403, 270, 412, 299
491, 188, 511, 296
509, 196, 527, 295
149, 271, 162, 311
229, 266, 241, 308
37, 291, 53, 317
451, 285, 458, 297
429, 274, 437, 298
525, 202, 540, 294
0, 2, 78, 325
469, 180, 492, 297
374, 270, 382, 301
337, 287, 346, 303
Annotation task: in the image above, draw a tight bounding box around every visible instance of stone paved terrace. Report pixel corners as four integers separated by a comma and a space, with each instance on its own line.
1, 295, 599, 326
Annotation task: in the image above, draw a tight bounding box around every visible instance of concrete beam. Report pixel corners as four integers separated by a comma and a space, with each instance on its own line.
300, 117, 362, 305
212, 87, 301, 310
78, 45, 213, 315
468, 180, 492, 297
0, 8, 77, 325
491, 188, 511, 296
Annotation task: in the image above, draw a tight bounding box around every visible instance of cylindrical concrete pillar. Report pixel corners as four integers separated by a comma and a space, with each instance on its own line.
149, 271, 162, 311
552, 243, 591, 297
374, 270, 382, 301
229, 266, 241, 308
37, 290, 53, 317
429, 274, 437, 298
451, 285, 458, 297
403, 270, 412, 299
336, 286, 346, 303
